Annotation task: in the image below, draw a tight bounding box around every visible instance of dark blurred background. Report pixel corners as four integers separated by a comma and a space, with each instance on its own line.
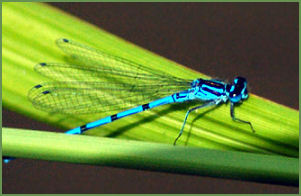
2, 2, 299, 193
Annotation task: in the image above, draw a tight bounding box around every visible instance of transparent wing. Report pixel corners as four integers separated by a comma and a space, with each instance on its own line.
29, 39, 192, 114
34, 62, 189, 86
28, 80, 190, 114
55, 38, 183, 81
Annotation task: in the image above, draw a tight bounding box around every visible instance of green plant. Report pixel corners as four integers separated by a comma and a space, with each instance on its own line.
2, 3, 299, 185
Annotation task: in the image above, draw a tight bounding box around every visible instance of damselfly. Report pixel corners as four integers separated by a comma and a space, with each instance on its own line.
3, 38, 254, 163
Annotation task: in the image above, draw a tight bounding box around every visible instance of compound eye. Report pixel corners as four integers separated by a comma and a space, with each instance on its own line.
230, 77, 248, 102
244, 89, 248, 96
234, 77, 247, 85
241, 89, 249, 99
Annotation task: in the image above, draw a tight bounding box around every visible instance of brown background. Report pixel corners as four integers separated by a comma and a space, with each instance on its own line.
2, 3, 299, 193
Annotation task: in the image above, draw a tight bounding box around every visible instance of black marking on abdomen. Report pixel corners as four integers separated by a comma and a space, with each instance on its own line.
42, 90, 50, 94
80, 125, 89, 132
142, 104, 150, 111
111, 114, 118, 121
171, 94, 176, 102
40, 63, 47, 66
176, 93, 187, 99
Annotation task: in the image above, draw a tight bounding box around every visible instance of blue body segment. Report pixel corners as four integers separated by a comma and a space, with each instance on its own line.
65, 95, 177, 135
35, 74, 253, 139
3, 38, 255, 163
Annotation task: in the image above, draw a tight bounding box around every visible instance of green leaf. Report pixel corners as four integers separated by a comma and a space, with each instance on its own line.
2, 127, 298, 186
2, 2, 299, 159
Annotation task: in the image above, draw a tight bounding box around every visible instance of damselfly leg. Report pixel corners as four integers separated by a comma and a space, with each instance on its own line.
173, 100, 220, 145
230, 102, 255, 133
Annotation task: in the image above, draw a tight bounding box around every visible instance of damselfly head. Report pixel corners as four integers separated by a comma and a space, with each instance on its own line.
226, 77, 249, 103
